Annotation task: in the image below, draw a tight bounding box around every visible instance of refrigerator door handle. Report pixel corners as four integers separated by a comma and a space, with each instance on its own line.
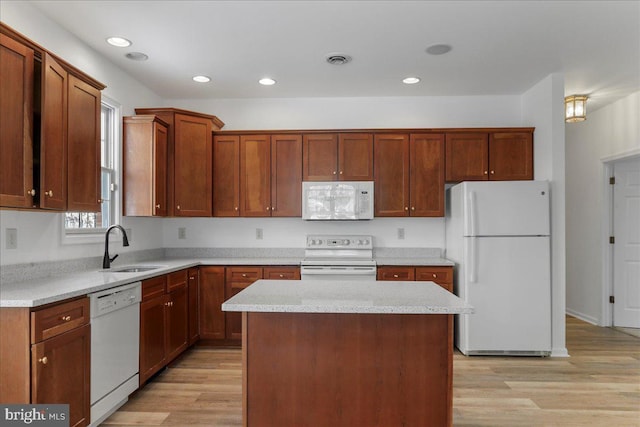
469, 236, 478, 283
467, 190, 477, 236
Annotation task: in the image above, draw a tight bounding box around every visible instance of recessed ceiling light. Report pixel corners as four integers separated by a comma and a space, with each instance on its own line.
193, 75, 211, 83
403, 77, 421, 84
426, 44, 452, 55
259, 78, 276, 86
125, 52, 148, 61
106, 37, 131, 48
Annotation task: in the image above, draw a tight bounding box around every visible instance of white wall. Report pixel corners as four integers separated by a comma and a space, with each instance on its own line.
0, 1, 164, 266
522, 73, 568, 357
566, 91, 640, 325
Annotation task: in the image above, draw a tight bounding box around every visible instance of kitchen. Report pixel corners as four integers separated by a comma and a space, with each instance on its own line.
1, 1, 639, 426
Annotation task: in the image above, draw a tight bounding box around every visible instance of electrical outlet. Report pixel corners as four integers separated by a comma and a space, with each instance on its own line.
256, 228, 263, 240
178, 227, 186, 240
6, 228, 17, 249
397, 228, 405, 240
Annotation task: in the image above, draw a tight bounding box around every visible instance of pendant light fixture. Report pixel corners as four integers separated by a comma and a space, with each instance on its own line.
564, 95, 588, 122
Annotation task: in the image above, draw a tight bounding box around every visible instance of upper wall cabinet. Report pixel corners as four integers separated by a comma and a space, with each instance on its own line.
374, 133, 445, 217
0, 33, 34, 208
134, 108, 224, 217
213, 133, 302, 217
123, 115, 169, 216
303, 133, 373, 181
0, 24, 106, 212
445, 130, 533, 182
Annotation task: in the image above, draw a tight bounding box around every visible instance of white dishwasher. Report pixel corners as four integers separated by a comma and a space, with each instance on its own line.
89, 281, 141, 426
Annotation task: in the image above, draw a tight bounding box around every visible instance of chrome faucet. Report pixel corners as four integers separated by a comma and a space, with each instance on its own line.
103, 225, 130, 269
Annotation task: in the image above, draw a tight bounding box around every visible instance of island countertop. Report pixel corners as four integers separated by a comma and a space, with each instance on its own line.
222, 279, 473, 314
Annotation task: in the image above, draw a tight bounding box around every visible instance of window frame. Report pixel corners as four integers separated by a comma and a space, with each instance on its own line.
61, 95, 122, 245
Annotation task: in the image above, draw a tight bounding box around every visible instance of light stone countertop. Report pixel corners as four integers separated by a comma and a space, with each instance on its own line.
0, 254, 453, 308
222, 279, 473, 315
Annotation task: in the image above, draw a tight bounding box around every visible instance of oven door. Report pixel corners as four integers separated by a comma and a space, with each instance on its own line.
300, 265, 377, 280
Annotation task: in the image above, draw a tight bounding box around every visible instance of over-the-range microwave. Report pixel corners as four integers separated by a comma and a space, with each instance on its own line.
302, 181, 374, 220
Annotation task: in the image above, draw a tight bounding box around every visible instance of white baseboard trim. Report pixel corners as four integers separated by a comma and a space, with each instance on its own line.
566, 308, 599, 326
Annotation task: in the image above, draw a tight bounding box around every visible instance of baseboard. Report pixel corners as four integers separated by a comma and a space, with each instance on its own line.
565, 308, 599, 326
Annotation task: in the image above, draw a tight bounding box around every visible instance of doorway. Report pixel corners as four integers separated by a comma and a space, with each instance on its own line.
611, 157, 640, 329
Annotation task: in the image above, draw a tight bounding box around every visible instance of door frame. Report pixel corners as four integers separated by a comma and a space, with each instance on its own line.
601, 148, 640, 327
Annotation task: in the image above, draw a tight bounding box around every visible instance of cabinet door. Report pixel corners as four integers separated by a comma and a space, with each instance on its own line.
31, 324, 90, 427
199, 266, 226, 340
445, 133, 489, 182
0, 34, 34, 208
153, 122, 168, 216
489, 132, 533, 180
271, 134, 302, 217
225, 267, 262, 340
240, 135, 271, 217
40, 53, 67, 210
174, 113, 212, 216
410, 133, 445, 216
339, 133, 373, 180
303, 133, 338, 180
188, 268, 200, 345
374, 134, 409, 216
416, 266, 453, 292
263, 266, 301, 280
67, 75, 101, 212
139, 294, 167, 384
377, 266, 415, 281
166, 285, 188, 363
213, 135, 240, 216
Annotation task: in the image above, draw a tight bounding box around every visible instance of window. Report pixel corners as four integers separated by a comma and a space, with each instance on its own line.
63, 97, 120, 240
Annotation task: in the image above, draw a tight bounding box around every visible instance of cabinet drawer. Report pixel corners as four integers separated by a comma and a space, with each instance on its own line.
263, 267, 300, 280
167, 269, 188, 292
377, 266, 415, 281
31, 297, 89, 343
226, 267, 262, 282
415, 267, 453, 284
142, 275, 167, 301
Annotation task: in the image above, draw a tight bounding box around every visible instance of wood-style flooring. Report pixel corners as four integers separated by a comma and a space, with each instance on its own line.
104, 316, 640, 426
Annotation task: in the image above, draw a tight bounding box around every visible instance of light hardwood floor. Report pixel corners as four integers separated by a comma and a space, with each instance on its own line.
104, 316, 639, 426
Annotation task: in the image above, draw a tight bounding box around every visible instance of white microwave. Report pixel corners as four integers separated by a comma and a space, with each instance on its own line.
302, 181, 374, 220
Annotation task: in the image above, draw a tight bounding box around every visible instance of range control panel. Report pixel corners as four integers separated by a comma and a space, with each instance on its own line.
306, 235, 373, 250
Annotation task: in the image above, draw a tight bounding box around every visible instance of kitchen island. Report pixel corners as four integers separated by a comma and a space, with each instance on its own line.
222, 279, 473, 427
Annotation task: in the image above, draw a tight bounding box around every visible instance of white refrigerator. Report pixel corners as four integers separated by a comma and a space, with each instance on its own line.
445, 181, 551, 356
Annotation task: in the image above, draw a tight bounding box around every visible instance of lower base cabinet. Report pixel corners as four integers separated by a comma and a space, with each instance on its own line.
199, 265, 300, 344
0, 297, 91, 427
377, 266, 453, 292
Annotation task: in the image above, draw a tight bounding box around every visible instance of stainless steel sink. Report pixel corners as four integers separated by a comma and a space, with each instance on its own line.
102, 265, 164, 273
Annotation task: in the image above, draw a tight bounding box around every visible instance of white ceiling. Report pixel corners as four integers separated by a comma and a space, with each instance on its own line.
31, 0, 640, 112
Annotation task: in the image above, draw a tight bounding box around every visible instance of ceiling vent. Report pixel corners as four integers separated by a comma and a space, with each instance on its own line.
326, 54, 352, 65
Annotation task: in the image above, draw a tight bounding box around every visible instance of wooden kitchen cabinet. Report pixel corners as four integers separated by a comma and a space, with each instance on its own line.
377, 265, 453, 292
188, 268, 200, 345
139, 270, 190, 385
303, 133, 373, 181
445, 130, 533, 182
0, 297, 90, 427
134, 108, 224, 217
226, 267, 263, 341
0, 33, 34, 208
67, 74, 101, 212
123, 115, 169, 216
213, 135, 240, 216
199, 266, 226, 340
374, 133, 445, 217
213, 133, 302, 217
263, 266, 301, 280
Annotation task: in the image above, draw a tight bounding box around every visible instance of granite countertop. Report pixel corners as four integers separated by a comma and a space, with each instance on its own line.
222, 279, 472, 315
0, 253, 453, 308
